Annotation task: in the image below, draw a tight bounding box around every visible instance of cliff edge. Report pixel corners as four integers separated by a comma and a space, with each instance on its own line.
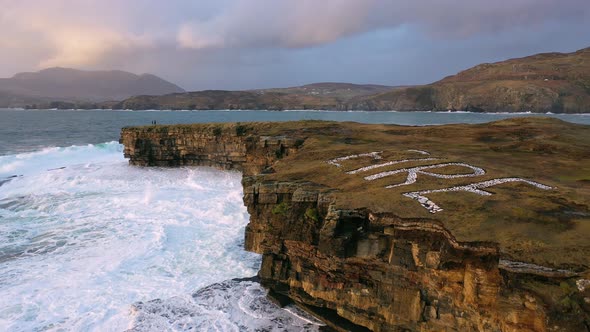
121, 118, 590, 331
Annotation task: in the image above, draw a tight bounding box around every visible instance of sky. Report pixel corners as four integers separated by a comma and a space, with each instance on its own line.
1, 0, 589, 90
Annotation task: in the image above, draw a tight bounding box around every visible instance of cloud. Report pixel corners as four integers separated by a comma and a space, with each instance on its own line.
178, 0, 376, 49
0, 0, 156, 72
177, 0, 590, 49
0, 0, 588, 88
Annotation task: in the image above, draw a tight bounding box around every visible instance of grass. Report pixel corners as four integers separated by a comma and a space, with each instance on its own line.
259, 118, 590, 269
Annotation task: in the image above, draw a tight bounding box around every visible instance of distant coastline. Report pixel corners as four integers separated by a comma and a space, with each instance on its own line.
4, 108, 590, 116
2, 47, 590, 113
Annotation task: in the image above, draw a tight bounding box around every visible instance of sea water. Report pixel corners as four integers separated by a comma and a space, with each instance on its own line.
1, 109, 589, 331
0, 143, 321, 331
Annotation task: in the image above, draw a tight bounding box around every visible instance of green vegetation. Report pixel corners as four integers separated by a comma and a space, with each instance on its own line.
235, 124, 248, 136
305, 208, 320, 222
272, 202, 291, 216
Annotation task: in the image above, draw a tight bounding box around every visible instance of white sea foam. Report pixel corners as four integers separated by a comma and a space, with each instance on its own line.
130, 279, 323, 331
0, 142, 318, 331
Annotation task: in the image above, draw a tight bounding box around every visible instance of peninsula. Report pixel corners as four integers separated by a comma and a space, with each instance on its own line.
121, 117, 590, 331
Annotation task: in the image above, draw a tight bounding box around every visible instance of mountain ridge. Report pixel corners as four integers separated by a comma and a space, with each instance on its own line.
113, 46, 590, 113
0, 67, 184, 106
4, 47, 590, 112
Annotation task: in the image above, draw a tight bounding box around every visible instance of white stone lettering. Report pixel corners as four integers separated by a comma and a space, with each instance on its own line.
403, 178, 553, 213
407, 149, 430, 155
327, 150, 553, 214
365, 163, 486, 188
327, 151, 382, 168
347, 158, 439, 175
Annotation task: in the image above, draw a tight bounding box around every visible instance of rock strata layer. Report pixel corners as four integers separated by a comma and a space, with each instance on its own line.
120, 119, 590, 331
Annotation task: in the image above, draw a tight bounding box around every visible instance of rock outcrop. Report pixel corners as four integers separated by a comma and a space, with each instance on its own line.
121, 123, 300, 175
120, 119, 590, 331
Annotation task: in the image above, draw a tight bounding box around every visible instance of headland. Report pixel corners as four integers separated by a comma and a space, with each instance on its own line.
120, 118, 590, 331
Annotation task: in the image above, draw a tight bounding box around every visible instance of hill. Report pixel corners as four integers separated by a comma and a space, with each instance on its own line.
7, 47, 590, 112
0, 67, 184, 107
354, 47, 590, 113
113, 47, 590, 112
115, 83, 405, 110
254, 82, 398, 99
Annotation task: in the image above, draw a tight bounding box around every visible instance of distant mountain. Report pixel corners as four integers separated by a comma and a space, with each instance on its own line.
0, 67, 184, 107
352, 47, 590, 113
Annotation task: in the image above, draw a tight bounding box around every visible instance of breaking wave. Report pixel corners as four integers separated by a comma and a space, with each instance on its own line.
0, 142, 319, 331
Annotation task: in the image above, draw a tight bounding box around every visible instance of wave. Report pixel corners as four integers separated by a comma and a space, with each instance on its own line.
0, 143, 313, 331
130, 278, 322, 331
0, 141, 124, 178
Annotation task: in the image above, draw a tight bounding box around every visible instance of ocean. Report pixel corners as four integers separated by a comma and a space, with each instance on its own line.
0, 109, 588, 331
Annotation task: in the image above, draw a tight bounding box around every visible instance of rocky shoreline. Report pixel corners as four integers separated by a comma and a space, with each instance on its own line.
121, 119, 590, 331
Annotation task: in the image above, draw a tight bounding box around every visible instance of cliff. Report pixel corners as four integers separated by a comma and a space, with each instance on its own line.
121, 119, 590, 331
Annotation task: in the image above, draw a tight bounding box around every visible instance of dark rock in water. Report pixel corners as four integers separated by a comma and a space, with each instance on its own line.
231, 275, 260, 283
0, 175, 21, 187
127, 279, 323, 332
121, 119, 590, 331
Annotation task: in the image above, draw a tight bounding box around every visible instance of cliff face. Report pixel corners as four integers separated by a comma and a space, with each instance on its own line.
245, 185, 549, 331
120, 123, 300, 176
120, 120, 590, 331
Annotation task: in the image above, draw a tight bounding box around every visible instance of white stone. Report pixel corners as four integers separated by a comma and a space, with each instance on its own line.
364, 162, 486, 187
404, 178, 553, 214
327, 151, 382, 167
577, 279, 590, 292
347, 157, 439, 175
407, 149, 430, 155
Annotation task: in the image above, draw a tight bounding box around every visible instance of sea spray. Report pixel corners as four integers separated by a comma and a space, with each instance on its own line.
0, 143, 319, 331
